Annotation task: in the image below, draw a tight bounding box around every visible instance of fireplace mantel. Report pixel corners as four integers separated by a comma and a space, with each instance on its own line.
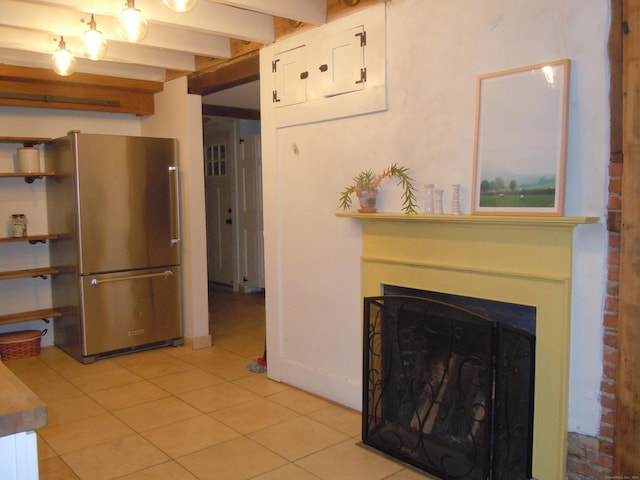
336, 212, 598, 228
339, 211, 599, 479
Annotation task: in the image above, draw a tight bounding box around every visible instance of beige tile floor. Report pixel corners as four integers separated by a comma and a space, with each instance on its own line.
5, 286, 433, 480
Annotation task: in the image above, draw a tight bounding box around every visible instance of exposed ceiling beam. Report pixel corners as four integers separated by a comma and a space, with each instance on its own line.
0, 26, 196, 72
214, 0, 327, 25
0, 48, 167, 82
0, 64, 162, 115
12, 0, 276, 43
202, 104, 260, 120
189, 50, 260, 95
0, 1, 231, 60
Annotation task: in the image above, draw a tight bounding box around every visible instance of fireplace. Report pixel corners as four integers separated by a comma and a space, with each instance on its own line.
362, 293, 535, 480
338, 212, 597, 479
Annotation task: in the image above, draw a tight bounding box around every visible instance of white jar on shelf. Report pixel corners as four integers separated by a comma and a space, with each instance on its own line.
17, 147, 40, 173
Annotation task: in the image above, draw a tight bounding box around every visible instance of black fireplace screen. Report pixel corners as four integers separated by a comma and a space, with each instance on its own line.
362, 295, 535, 480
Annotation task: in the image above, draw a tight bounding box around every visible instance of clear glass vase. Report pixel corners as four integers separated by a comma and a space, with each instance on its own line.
451, 184, 461, 215
434, 189, 444, 215
424, 184, 435, 214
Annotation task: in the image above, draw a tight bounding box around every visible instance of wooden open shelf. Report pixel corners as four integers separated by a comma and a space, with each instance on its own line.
0, 234, 60, 244
0, 267, 58, 281
0, 136, 51, 145
0, 172, 55, 179
0, 308, 60, 326
0, 172, 55, 183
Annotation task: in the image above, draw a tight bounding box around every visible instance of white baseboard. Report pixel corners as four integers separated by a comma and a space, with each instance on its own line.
278, 358, 362, 412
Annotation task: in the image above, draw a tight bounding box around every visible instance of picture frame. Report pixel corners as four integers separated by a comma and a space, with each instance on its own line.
471, 59, 570, 216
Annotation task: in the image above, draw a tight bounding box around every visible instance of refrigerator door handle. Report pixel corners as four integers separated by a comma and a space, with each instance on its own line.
169, 165, 181, 245
90, 270, 174, 285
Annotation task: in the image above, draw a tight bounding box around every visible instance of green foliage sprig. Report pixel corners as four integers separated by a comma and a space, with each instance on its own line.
339, 163, 419, 214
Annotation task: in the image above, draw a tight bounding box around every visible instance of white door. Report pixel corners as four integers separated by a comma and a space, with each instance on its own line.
239, 135, 264, 289
204, 127, 234, 285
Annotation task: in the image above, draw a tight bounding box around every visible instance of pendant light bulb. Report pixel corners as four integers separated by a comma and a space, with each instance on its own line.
82, 14, 108, 61
117, 0, 148, 43
52, 36, 76, 76
163, 0, 198, 13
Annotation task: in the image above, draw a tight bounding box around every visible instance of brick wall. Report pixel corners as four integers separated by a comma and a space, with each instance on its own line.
565, 158, 621, 479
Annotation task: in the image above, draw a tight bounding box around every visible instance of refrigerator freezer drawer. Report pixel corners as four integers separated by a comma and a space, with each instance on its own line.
80, 266, 182, 357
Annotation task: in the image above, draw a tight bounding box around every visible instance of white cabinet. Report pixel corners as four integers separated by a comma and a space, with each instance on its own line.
0, 431, 39, 480
272, 46, 307, 107
263, 3, 387, 127
320, 25, 366, 97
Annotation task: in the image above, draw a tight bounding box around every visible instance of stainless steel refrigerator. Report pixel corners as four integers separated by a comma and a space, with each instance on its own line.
45, 131, 183, 363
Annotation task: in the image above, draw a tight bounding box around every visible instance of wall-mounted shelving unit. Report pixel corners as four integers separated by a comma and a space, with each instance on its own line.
0, 136, 59, 328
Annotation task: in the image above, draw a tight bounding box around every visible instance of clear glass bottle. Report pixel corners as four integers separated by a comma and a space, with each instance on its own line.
434, 189, 444, 215
10, 214, 27, 238
424, 184, 435, 214
451, 184, 461, 215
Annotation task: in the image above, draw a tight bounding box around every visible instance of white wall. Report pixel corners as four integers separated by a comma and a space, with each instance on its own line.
141, 77, 210, 347
261, 0, 610, 436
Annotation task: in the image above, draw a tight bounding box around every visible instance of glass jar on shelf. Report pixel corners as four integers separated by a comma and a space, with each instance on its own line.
10, 214, 27, 238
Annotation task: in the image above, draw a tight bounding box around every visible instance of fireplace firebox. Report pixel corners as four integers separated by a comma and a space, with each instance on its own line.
362, 295, 535, 480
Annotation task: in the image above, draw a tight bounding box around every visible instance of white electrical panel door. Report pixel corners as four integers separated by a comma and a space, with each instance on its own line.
320, 26, 366, 97
272, 45, 307, 107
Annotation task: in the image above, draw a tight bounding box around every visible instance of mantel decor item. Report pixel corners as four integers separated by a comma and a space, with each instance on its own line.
471, 59, 570, 216
339, 163, 418, 214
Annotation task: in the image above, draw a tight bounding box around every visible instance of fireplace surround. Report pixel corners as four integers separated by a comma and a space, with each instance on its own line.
338, 212, 597, 479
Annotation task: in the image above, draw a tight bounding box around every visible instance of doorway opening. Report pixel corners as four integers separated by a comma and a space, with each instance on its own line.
201, 80, 265, 358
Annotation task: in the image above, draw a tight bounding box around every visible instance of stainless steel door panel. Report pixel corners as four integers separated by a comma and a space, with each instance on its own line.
75, 134, 180, 274
80, 266, 182, 355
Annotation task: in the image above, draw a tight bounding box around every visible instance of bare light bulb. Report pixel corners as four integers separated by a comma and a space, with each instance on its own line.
117, 0, 148, 43
82, 14, 108, 61
52, 36, 76, 76
163, 0, 198, 13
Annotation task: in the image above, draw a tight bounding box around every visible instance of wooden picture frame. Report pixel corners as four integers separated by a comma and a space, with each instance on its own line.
471, 59, 570, 216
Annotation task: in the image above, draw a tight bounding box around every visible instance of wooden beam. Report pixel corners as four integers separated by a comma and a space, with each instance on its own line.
188, 50, 260, 96
0, 65, 162, 115
0, 65, 163, 93
202, 104, 260, 120
616, 0, 640, 474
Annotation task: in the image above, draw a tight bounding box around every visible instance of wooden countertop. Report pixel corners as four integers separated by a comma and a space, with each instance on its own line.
0, 361, 47, 436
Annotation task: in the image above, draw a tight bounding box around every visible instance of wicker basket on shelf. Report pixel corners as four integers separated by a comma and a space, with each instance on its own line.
0, 329, 46, 360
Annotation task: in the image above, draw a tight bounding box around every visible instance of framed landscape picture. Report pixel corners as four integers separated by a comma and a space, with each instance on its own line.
471, 59, 570, 216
